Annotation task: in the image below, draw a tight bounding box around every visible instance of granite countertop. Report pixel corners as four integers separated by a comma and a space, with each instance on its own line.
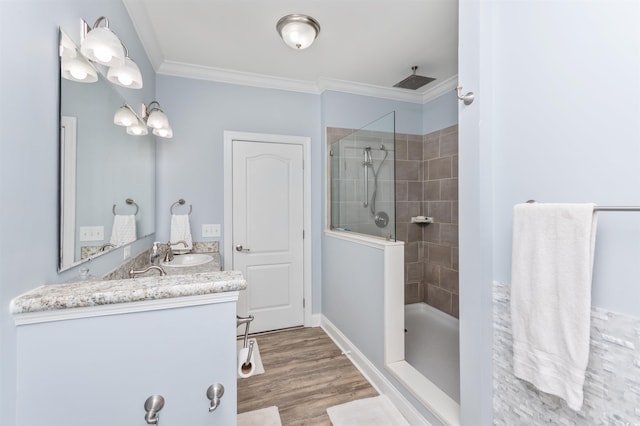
10, 267, 246, 315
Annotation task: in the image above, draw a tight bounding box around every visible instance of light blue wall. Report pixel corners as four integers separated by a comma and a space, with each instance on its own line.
155, 75, 322, 312
490, 0, 640, 317
322, 91, 424, 135
422, 91, 458, 135
0, 1, 156, 424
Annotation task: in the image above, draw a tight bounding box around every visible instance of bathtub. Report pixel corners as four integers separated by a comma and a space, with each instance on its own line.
405, 302, 460, 403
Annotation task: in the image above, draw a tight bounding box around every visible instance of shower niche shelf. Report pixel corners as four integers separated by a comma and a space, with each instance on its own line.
411, 216, 434, 224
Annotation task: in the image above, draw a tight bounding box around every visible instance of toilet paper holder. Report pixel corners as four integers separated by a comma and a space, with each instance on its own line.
236, 314, 254, 350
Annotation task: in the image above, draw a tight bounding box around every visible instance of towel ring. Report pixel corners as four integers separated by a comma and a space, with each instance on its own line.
113, 198, 139, 216
170, 198, 192, 215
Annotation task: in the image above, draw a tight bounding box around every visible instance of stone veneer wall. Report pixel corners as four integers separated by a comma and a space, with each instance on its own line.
493, 281, 640, 425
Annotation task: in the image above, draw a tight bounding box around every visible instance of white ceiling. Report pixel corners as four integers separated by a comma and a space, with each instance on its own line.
123, 0, 459, 102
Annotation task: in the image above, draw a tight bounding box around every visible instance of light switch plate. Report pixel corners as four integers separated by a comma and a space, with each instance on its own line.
123, 246, 131, 260
79, 226, 104, 242
202, 224, 220, 237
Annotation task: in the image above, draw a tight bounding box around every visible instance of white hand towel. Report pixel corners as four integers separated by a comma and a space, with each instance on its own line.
109, 215, 137, 246
510, 203, 597, 411
170, 214, 193, 252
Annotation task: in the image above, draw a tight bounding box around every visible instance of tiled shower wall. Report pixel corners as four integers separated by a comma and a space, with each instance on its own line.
328, 125, 459, 318
399, 125, 459, 318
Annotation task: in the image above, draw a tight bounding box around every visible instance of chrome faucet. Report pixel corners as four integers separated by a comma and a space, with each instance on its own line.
129, 265, 167, 278
163, 240, 188, 263
98, 242, 116, 252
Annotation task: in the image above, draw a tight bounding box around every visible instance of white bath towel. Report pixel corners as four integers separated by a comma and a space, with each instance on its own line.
109, 215, 137, 246
510, 202, 598, 411
170, 214, 193, 252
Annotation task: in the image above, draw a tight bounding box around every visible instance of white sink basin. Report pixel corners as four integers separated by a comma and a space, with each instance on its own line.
162, 253, 214, 268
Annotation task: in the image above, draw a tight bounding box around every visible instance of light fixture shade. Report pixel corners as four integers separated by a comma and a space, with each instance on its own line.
81, 26, 126, 67
126, 120, 149, 136
114, 105, 138, 127
107, 57, 143, 89
61, 55, 98, 83
276, 14, 320, 50
153, 126, 173, 138
146, 109, 169, 129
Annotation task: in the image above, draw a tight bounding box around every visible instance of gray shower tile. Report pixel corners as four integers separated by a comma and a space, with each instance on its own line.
426, 284, 452, 315
440, 267, 459, 293
395, 136, 408, 160
396, 222, 408, 243
440, 124, 458, 136
407, 222, 423, 243
423, 133, 440, 160
424, 262, 440, 285
428, 157, 452, 180
440, 131, 458, 157
423, 222, 440, 243
428, 243, 452, 268
396, 160, 421, 181
452, 296, 459, 318
452, 247, 459, 270
452, 201, 458, 224
405, 282, 421, 305
396, 181, 408, 202
407, 181, 423, 201
407, 137, 423, 160
424, 180, 440, 201
440, 178, 458, 201
428, 201, 452, 223
405, 242, 419, 263
452, 155, 458, 178
407, 262, 424, 282
440, 224, 459, 247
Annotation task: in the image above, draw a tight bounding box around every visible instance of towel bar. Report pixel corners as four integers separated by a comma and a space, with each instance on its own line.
526, 200, 640, 212
112, 198, 139, 215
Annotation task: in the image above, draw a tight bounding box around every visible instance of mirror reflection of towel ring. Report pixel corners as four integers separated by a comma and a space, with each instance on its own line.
170, 198, 192, 215
112, 198, 139, 215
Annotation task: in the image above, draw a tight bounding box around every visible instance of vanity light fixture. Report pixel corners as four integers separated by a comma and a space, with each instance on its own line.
80, 17, 125, 67
113, 104, 139, 127
126, 119, 149, 136
61, 52, 98, 83
60, 32, 98, 83
276, 14, 321, 50
107, 45, 143, 89
143, 101, 173, 139
80, 16, 143, 89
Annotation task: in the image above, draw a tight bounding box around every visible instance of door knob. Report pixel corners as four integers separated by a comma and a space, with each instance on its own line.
235, 245, 250, 252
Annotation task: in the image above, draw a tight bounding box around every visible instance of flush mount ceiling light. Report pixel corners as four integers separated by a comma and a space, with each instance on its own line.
276, 14, 321, 50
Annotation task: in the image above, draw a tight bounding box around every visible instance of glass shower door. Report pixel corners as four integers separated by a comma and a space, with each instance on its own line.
330, 111, 396, 240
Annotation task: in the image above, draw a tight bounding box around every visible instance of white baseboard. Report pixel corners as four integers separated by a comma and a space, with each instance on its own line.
308, 313, 322, 327
321, 315, 431, 426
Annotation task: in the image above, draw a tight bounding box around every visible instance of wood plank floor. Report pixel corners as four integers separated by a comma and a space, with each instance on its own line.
237, 327, 379, 425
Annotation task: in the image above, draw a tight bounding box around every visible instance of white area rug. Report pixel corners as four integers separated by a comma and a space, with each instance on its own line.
237, 338, 265, 377
238, 406, 282, 426
327, 395, 410, 426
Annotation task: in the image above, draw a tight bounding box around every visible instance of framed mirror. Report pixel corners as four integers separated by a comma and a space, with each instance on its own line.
58, 30, 155, 271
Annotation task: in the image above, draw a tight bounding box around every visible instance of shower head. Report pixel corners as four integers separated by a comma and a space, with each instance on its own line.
393, 66, 435, 90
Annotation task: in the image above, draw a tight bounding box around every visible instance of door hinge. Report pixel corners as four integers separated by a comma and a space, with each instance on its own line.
302, 159, 304, 169
303, 298, 306, 308
303, 230, 305, 239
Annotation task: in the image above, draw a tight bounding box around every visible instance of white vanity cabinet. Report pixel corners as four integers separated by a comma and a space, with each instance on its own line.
12, 272, 245, 426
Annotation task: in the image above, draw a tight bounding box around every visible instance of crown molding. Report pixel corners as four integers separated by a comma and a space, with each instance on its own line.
158, 61, 321, 94
157, 60, 457, 104
422, 75, 459, 103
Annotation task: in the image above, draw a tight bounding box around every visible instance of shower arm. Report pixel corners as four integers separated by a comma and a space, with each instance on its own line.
362, 148, 371, 208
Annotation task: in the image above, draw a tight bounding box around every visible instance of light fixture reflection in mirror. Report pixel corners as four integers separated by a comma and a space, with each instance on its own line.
58, 29, 155, 272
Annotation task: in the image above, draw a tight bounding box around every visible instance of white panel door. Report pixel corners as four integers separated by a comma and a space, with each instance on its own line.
232, 140, 304, 333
